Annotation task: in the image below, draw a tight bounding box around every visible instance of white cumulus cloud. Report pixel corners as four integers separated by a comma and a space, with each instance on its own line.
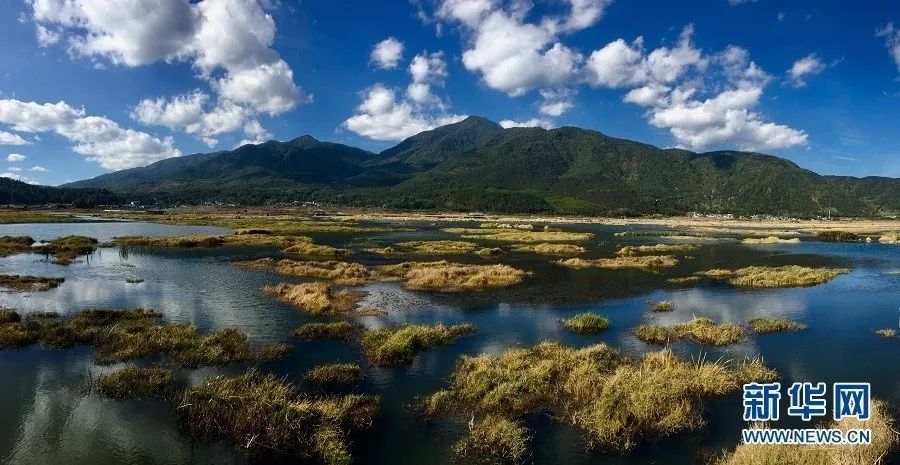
7, 153, 26, 162
499, 118, 554, 129
876, 22, 900, 71
371, 37, 404, 69
787, 53, 826, 87
0, 132, 30, 146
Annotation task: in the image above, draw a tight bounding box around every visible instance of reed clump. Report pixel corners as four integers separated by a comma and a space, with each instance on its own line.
616, 244, 696, 256
444, 228, 592, 243
362, 323, 476, 367
816, 230, 859, 242
395, 240, 478, 255
560, 313, 610, 334
650, 301, 675, 312
98, 366, 175, 399
306, 363, 362, 385
0, 235, 35, 257
875, 328, 897, 339
263, 282, 363, 315
716, 400, 898, 465
238, 258, 375, 285
633, 317, 745, 346
425, 342, 776, 453
179, 371, 379, 464
376, 261, 530, 292
696, 266, 849, 288
34, 235, 99, 265
741, 236, 801, 244
0, 274, 64, 291
511, 242, 585, 255
452, 415, 529, 465
748, 317, 807, 334
555, 255, 679, 270
293, 321, 364, 340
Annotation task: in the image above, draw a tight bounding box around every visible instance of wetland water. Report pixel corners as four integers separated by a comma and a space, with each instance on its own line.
0, 220, 898, 465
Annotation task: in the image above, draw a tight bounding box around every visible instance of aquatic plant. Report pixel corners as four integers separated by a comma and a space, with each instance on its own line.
650, 301, 675, 312
696, 266, 849, 288
0, 274, 64, 291
179, 371, 379, 464
815, 230, 859, 242
98, 366, 175, 400
306, 363, 362, 385
33, 235, 99, 265
747, 317, 807, 334
115, 233, 347, 256
667, 276, 701, 285
0, 235, 35, 257
716, 400, 898, 465
426, 342, 776, 453
452, 416, 529, 465
741, 236, 801, 244
263, 282, 363, 315
293, 321, 364, 340
560, 313, 610, 334
239, 258, 375, 285
616, 244, 696, 256
633, 317, 745, 346
444, 228, 592, 243
555, 255, 679, 270
362, 323, 476, 367
282, 241, 349, 257
395, 240, 478, 255
511, 242, 585, 255
376, 261, 530, 292
875, 328, 897, 339
256, 343, 293, 360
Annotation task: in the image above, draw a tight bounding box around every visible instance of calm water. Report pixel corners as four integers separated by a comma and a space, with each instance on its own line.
0, 221, 898, 465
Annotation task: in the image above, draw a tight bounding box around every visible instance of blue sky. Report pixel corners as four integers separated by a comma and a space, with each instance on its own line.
0, 0, 898, 186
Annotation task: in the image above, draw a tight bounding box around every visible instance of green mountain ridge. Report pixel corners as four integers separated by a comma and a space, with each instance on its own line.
53, 116, 899, 216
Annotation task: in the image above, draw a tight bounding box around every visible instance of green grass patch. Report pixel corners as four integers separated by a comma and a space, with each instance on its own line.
650, 301, 675, 312
633, 317, 745, 346
815, 230, 860, 242
98, 366, 175, 400
293, 321, 364, 340
306, 363, 362, 385
560, 313, 610, 334
394, 240, 478, 255
33, 235, 98, 265
696, 266, 849, 288
0, 235, 35, 257
0, 274, 64, 291
616, 244, 696, 256
748, 317, 807, 334
511, 242, 585, 256
452, 415, 529, 465
362, 324, 476, 367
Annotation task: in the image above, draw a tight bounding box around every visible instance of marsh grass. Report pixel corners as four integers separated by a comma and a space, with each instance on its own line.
444, 228, 592, 243
875, 328, 897, 339
34, 235, 98, 265
452, 416, 529, 465
293, 321, 364, 340
179, 371, 379, 464
511, 243, 586, 256
634, 317, 745, 346
426, 342, 776, 453
474, 247, 503, 257
816, 230, 860, 242
0, 236, 35, 257
748, 317, 807, 334
0, 274, 64, 291
717, 400, 898, 465
363, 246, 396, 255
362, 324, 476, 367
667, 276, 700, 286
394, 240, 478, 255
696, 266, 849, 288
98, 366, 175, 400
376, 261, 530, 292
879, 232, 900, 244
257, 343, 293, 360
306, 363, 362, 385
560, 313, 610, 334
616, 244, 696, 256
650, 301, 675, 312
115, 233, 348, 256
0, 210, 74, 224
263, 282, 363, 315
555, 255, 679, 270
741, 236, 801, 244
239, 258, 374, 285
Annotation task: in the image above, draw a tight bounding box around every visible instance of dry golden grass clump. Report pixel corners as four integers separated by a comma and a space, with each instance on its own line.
748, 317, 807, 334
362, 323, 476, 367
115, 233, 348, 256
479, 222, 534, 230
452, 415, 529, 465
879, 232, 900, 244
282, 241, 349, 257
238, 258, 375, 285
696, 266, 849, 288
560, 313, 610, 334
256, 343, 293, 360
33, 235, 99, 265
263, 282, 363, 315
98, 366, 175, 400
875, 328, 897, 339
616, 244, 696, 256
511, 242, 586, 256
474, 247, 503, 257
0, 274, 64, 291
364, 246, 396, 255
650, 301, 675, 312
376, 260, 530, 292
426, 342, 776, 453
717, 400, 898, 465
633, 317, 745, 346
293, 321, 364, 340
394, 240, 478, 255
179, 371, 379, 464
741, 236, 801, 244
555, 255, 679, 270
305, 363, 363, 385
0, 235, 35, 257
444, 227, 592, 243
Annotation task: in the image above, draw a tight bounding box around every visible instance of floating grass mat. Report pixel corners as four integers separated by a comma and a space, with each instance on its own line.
747, 317, 807, 334
650, 301, 675, 312
293, 322, 364, 341
263, 282, 363, 315
444, 227, 593, 243
425, 342, 776, 453
555, 255, 679, 270
394, 240, 478, 255
115, 234, 348, 257
560, 313, 610, 334
98, 366, 175, 400
306, 363, 362, 385
376, 260, 530, 292
0, 308, 284, 366
33, 235, 98, 265
0, 235, 35, 257
0, 274, 64, 291
238, 258, 375, 285
695, 266, 849, 288
616, 244, 696, 256
511, 242, 586, 256
452, 415, 529, 465
179, 371, 379, 464
633, 317, 745, 346
741, 236, 801, 244
875, 328, 897, 339
362, 323, 476, 367
716, 400, 898, 465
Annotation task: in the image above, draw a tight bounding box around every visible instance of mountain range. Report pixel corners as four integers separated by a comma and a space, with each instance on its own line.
10, 116, 897, 217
